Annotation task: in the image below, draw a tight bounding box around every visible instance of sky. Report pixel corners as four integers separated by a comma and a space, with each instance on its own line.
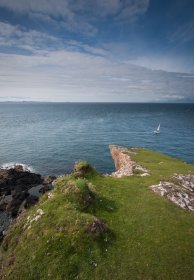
0, 0, 194, 102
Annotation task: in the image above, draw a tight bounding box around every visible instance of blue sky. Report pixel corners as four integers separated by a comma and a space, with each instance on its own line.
0, 0, 194, 102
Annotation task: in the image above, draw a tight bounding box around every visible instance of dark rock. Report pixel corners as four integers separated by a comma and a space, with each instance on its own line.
14, 165, 24, 172
43, 175, 56, 185
0, 165, 43, 197
24, 195, 38, 209
4, 189, 11, 196
39, 185, 52, 194
0, 230, 4, 243
0, 196, 8, 211
6, 191, 29, 217
0, 165, 53, 240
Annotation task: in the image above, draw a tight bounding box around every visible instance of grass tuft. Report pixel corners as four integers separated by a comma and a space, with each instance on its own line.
72, 161, 97, 179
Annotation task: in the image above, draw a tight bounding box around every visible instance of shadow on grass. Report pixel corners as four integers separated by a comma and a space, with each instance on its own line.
86, 193, 118, 215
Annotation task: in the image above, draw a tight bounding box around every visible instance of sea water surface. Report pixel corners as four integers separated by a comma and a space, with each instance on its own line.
0, 102, 193, 175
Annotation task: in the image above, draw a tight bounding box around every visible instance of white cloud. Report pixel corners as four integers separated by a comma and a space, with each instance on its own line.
0, 21, 108, 57
0, 49, 193, 102
0, 22, 59, 51
129, 55, 194, 73
0, 0, 150, 35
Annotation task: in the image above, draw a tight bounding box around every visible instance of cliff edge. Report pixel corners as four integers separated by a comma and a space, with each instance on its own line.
1, 147, 194, 280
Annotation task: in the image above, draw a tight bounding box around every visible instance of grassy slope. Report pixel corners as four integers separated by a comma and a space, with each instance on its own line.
1, 149, 194, 280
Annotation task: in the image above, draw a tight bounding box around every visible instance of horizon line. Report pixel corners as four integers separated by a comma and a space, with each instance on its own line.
0, 101, 194, 104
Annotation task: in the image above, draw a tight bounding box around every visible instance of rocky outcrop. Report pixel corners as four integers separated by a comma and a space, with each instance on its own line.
0, 165, 43, 219
0, 165, 55, 241
150, 174, 194, 211
109, 145, 149, 177
0, 165, 42, 196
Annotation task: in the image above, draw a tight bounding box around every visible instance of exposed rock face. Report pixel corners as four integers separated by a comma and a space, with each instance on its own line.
0, 165, 43, 220
0, 165, 42, 196
0, 165, 55, 241
109, 145, 149, 177
150, 174, 194, 211
172, 174, 194, 192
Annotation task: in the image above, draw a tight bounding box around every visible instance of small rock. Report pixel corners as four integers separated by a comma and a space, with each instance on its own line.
39, 185, 52, 194
87, 219, 107, 234
43, 176, 56, 185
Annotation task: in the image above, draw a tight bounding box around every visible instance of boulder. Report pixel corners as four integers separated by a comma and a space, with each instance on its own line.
24, 195, 38, 209
43, 175, 56, 185
6, 191, 29, 217
0, 165, 42, 196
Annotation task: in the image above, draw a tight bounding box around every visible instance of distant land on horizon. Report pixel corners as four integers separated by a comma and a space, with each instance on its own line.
0, 101, 194, 104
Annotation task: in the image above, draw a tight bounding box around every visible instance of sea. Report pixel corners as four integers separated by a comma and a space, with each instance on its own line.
0, 102, 194, 176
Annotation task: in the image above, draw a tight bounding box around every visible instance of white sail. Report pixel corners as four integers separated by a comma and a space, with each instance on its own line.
154, 124, 160, 134
157, 124, 160, 131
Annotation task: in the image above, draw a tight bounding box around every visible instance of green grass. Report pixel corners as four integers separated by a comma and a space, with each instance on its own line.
1, 149, 194, 280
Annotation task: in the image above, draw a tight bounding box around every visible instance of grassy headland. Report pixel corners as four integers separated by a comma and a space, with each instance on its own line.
1, 148, 194, 280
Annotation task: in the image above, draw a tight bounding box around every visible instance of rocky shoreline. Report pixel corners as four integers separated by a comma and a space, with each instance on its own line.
0, 165, 56, 241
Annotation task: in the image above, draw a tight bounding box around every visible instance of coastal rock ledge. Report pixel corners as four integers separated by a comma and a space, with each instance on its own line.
109, 145, 194, 211
150, 174, 194, 211
0, 165, 56, 240
109, 145, 149, 177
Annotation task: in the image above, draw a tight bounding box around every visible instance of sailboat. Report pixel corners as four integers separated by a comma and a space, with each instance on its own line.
154, 124, 160, 134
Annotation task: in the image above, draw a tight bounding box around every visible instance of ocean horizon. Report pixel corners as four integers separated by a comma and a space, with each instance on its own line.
0, 102, 194, 176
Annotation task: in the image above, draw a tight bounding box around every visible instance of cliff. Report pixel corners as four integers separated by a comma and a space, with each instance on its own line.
1, 147, 194, 280
109, 145, 194, 211
109, 145, 149, 177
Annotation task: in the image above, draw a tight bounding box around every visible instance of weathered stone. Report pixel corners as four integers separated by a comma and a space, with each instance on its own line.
109, 145, 149, 177
150, 179, 194, 211
172, 174, 194, 192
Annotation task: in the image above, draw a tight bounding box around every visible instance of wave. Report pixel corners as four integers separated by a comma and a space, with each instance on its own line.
0, 162, 35, 173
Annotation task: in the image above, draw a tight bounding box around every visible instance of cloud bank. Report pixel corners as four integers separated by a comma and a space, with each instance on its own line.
0, 0, 150, 35
0, 0, 194, 102
0, 46, 193, 102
